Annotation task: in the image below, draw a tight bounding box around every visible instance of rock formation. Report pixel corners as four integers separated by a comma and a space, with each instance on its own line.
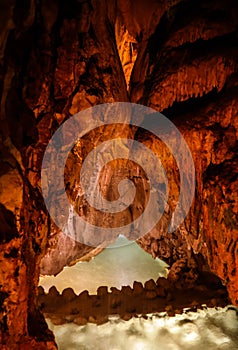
37, 272, 229, 326
0, 0, 237, 348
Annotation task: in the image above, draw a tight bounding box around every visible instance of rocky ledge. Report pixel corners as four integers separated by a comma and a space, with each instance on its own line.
38, 272, 229, 326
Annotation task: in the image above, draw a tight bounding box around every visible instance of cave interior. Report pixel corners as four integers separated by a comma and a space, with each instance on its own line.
0, 0, 238, 349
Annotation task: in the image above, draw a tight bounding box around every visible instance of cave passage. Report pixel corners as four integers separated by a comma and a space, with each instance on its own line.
39, 235, 168, 294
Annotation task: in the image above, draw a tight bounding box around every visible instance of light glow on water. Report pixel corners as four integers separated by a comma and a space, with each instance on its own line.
40, 235, 168, 294
47, 306, 238, 350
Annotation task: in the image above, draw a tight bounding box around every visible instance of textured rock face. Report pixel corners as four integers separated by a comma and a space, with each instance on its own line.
0, 0, 237, 348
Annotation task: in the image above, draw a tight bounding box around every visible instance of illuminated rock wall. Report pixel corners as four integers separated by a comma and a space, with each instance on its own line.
0, 0, 237, 348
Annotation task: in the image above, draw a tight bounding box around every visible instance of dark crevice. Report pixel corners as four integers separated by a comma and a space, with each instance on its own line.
139, 30, 237, 106
57, 0, 84, 21
146, 11, 171, 65
168, 0, 233, 35
27, 310, 55, 341
146, 0, 237, 71
204, 159, 238, 184
150, 30, 238, 80
4, 247, 19, 259
13, 0, 32, 29
162, 87, 219, 123
161, 78, 238, 126
0, 204, 19, 244
0, 292, 9, 313
0, 292, 8, 333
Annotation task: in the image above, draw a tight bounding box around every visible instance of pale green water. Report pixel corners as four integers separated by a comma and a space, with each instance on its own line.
47, 306, 238, 350
40, 235, 168, 294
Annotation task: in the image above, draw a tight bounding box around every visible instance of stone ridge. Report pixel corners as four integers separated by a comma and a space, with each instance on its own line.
38, 272, 229, 326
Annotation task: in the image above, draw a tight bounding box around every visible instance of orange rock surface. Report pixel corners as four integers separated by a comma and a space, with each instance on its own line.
0, 0, 237, 348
